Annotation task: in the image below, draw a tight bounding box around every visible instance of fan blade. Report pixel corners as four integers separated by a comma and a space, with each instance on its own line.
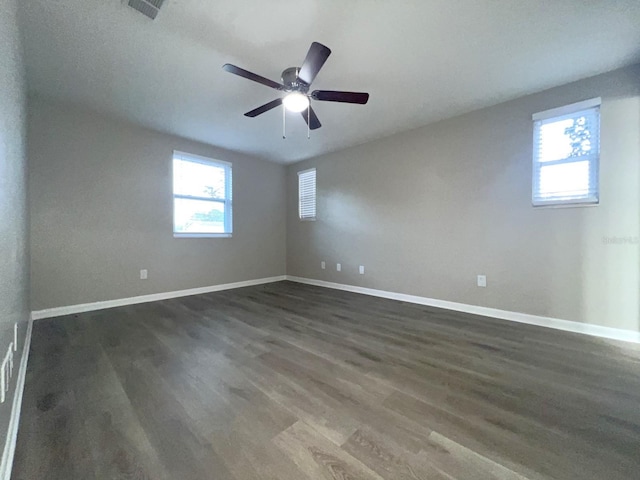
301, 106, 322, 130
298, 42, 331, 85
223, 64, 284, 90
312, 90, 369, 104
244, 99, 283, 117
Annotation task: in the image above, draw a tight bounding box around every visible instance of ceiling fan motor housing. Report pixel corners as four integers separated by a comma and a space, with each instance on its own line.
281, 67, 309, 93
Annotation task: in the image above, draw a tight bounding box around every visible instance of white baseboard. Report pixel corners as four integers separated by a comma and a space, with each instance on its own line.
0, 317, 33, 480
29, 273, 640, 343
31, 275, 287, 320
285, 276, 640, 344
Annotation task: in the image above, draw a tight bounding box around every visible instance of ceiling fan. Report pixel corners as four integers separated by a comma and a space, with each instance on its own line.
223, 42, 369, 137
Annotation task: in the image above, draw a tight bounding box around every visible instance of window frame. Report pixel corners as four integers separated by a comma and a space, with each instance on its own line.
298, 167, 317, 221
172, 151, 233, 238
531, 97, 601, 208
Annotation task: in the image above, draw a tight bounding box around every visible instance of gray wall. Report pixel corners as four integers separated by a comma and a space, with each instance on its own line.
29, 98, 286, 311
0, 0, 29, 462
287, 65, 640, 332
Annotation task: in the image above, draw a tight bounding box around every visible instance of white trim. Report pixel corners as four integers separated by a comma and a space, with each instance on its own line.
31, 276, 286, 320
172, 150, 232, 168
29, 273, 640, 341
173, 233, 233, 238
532, 97, 601, 121
285, 276, 640, 344
0, 317, 33, 480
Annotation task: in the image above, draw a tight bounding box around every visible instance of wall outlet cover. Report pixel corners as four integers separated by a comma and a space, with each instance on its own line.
336, 263, 341, 272
477, 275, 487, 287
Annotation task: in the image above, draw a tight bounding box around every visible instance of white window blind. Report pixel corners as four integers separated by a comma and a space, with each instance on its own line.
172, 151, 232, 237
532, 98, 600, 207
298, 168, 316, 220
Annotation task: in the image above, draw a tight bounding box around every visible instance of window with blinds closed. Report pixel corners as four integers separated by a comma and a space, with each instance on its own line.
532, 98, 600, 207
298, 168, 316, 220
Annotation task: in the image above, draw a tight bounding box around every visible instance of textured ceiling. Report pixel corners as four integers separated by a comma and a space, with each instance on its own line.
18, 0, 640, 164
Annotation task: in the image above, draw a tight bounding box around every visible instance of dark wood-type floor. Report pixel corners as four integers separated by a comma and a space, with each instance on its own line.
12, 281, 640, 479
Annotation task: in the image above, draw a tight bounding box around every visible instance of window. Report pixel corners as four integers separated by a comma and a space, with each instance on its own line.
172, 151, 232, 237
298, 168, 316, 220
532, 98, 600, 207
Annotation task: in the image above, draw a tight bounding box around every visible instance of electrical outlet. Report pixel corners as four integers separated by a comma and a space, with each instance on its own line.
321, 261, 326, 270
477, 275, 487, 287
336, 263, 341, 272
140, 269, 148, 280
359, 265, 365, 275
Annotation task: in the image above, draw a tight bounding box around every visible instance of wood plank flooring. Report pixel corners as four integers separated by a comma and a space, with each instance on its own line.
12, 281, 640, 479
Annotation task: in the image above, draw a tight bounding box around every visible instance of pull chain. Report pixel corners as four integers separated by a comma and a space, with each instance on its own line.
307, 103, 310, 139
282, 104, 286, 139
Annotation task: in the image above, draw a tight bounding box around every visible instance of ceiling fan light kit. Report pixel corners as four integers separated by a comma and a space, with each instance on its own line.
282, 92, 309, 113
223, 42, 370, 139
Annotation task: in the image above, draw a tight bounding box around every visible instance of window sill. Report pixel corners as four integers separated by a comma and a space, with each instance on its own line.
533, 201, 599, 209
299, 217, 316, 222
173, 233, 233, 238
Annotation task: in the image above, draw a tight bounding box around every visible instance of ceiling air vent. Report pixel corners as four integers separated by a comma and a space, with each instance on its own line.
127, 0, 165, 20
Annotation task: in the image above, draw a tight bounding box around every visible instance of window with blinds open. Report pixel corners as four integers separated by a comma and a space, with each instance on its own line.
298, 168, 316, 220
172, 151, 232, 237
532, 98, 600, 207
